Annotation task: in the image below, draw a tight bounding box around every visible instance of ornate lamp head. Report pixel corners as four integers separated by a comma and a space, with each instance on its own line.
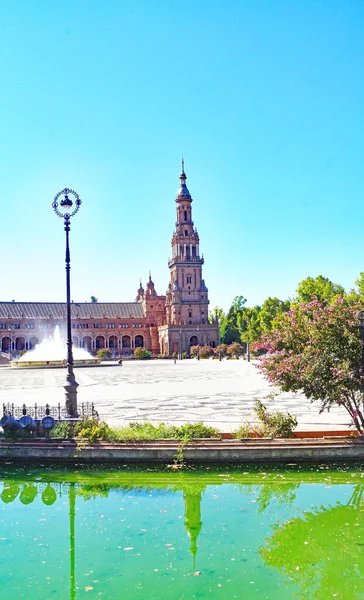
52, 188, 81, 219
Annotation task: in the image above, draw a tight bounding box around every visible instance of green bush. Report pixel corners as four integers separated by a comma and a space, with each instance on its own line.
75, 418, 112, 442
50, 421, 73, 438
134, 348, 152, 360
171, 352, 177, 359
97, 349, 112, 361
182, 352, 189, 359
253, 399, 297, 438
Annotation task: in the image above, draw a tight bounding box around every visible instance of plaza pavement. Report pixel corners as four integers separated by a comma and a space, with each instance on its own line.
0, 359, 352, 432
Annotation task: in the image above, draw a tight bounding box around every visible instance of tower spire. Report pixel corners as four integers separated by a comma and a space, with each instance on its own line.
182, 157, 185, 173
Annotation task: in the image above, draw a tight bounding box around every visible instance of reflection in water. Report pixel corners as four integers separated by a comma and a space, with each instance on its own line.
0, 476, 206, 599
260, 485, 364, 600
1, 468, 364, 599
184, 490, 203, 571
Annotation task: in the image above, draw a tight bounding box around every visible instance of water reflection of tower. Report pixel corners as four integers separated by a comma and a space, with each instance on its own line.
183, 490, 203, 571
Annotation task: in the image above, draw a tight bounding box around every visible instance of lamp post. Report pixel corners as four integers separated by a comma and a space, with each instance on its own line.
52, 188, 82, 417
215, 308, 221, 361
8, 326, 12, 360
197, 326, 200, 361
246, 317, 250, 363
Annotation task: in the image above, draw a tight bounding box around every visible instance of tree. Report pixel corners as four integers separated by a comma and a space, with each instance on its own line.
259, 297, 291, 333
355, 272, 364, 296
220, 296, 247, 344
208, 306, 225, 325
255, 297, 364, 433
237, 305, 262, 343
295, 275, 345, 304
90, 296, 98, 303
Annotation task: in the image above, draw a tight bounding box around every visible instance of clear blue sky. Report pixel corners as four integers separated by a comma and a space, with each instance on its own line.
1, 0, 363, 311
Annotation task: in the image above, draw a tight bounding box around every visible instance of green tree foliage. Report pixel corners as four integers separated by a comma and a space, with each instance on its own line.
238, 305, 262, 343
208, 306, 224, 325
295, 275, 345, 304
220, 296, 246, 344
90, 296, 98, 303
255, 297, 364, 433
355, 272, 364, 296
259, 297, 291, 333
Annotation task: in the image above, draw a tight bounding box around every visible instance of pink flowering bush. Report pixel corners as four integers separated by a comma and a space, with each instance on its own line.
227, 342, 244, 358
254, 297, 364, 433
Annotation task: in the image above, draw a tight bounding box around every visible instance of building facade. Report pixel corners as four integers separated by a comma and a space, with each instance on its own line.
0, 166, 219, 357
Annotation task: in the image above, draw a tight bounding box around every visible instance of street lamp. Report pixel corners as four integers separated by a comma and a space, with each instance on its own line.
197, 326, 200, 361
8, 326, 12, 360
52, 188, 82, 417
246, 317, 250, 363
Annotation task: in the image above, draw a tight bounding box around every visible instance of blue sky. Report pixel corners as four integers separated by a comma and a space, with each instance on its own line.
1, 0, 363, 311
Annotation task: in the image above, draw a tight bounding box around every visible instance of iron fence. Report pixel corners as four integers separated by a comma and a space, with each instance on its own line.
2, 401, 98, 420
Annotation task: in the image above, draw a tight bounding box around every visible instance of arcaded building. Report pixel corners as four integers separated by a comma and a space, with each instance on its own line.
0, 166, 219, 356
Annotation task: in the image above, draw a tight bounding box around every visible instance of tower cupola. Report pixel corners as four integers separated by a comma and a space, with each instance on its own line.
177, 159, 191, 200
136, 279, 145, 301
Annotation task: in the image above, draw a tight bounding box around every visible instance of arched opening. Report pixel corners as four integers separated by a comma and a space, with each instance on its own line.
15, 337, 25, 351
122, 335, 131, 349
135, 335, 144, 348
83, 336, 92, 351
109, 335, 117, 349
29, 337, 39, 350
73, 336, 80, 348
2, 337, 11, 352
96, 336, 105, 350
190, 335, 198, 347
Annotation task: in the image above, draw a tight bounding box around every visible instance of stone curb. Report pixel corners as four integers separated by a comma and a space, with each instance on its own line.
1, 437, 364, 463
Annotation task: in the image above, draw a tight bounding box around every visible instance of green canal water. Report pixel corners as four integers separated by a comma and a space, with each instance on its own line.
0, 464, 363, 600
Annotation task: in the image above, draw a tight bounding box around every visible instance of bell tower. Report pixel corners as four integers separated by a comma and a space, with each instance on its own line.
167, 161, 209, 326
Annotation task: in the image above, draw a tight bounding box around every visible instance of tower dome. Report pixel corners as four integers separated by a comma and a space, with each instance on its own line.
177, 158, 191, 199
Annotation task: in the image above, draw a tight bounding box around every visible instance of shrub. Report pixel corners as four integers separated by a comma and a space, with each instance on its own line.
171, 352, 177, 359
253, 399, 297, 438
190, 345, 199, 357
227, 342, 244, 358
182, 352, 189, 359
97, 349, 112, 361
216, 344, 229, 357
50, 421, 73, 438
134, 348, 152, 360
199, 345, 214, 359
74, 418, 112, 442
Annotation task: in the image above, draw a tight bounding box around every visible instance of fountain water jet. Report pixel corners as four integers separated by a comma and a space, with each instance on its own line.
10, 326, 100, 368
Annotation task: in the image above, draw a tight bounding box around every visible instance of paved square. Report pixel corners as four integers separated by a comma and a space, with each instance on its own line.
0, 360, 351, 431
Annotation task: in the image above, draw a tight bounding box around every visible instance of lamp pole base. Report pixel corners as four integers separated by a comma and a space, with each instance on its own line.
64, 369, 79, 417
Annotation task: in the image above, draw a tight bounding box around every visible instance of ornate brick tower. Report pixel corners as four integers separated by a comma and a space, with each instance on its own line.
159, 162, 219, 356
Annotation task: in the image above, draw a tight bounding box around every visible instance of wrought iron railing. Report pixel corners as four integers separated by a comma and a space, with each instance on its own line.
2, 402, 98, 420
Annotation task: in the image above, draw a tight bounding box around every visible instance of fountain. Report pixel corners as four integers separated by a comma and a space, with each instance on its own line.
10, 326, 100, 368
